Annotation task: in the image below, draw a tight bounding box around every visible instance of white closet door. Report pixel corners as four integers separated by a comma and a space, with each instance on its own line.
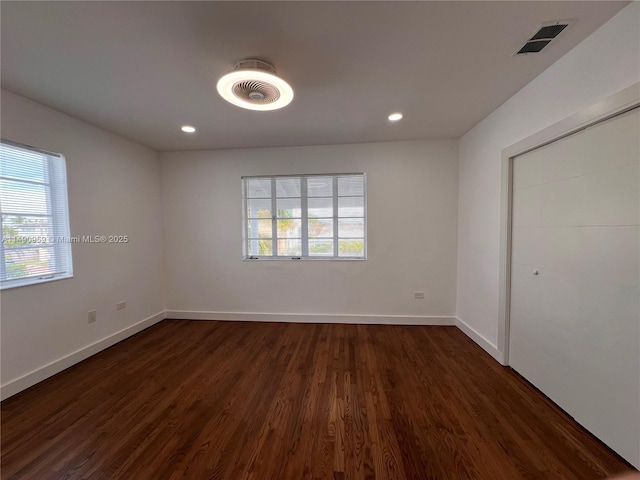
510, 107, 640, 468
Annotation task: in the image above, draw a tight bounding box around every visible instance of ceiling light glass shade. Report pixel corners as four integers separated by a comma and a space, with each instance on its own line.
388, 112, 403, 121
181, 125, 196, 133
216, 69, 294, 111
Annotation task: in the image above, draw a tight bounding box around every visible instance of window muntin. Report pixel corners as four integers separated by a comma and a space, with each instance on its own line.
243, 173, 366, 260
0, 140, 73, 289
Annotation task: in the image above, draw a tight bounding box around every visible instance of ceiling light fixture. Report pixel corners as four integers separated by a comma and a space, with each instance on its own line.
216, 59, 294, 111
181, 125, 196, 133
388, 112, 403, 122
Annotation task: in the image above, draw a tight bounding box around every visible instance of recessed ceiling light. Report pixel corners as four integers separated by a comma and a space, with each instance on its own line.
388, 113, 403, 122
181, 125, 196, 133
217, 59, 294, 111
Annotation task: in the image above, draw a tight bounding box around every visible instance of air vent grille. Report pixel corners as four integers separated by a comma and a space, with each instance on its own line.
530, 24, 568, 41
515, 22, 569, 55
517, 40, 552, 55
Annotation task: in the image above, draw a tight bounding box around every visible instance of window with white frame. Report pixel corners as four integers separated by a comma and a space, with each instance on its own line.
243, 173, 366, 259
0, 140, 73, 289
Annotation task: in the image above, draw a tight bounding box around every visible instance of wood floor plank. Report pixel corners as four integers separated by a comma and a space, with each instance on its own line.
1, 320, 634, 480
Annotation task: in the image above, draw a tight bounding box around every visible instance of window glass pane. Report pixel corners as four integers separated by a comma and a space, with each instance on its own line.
276, 178, 300, 197
2, 215, 53, 245
0, 148, 46, 182
248, 239, 272, 256
276, 198, 301, 218
309, 239, 334, 256
277, 219, 301, 238
308, 197, 333, 218
338, 218, 364, 238
277, 239, 302, 256
308, 218, 333, 238
338, 197, 364, 217
4, 246, 55, 279
307, 177, 332, 197
338, 176, 364, 196
0, 179, 49, 215
243, 174, 365, 260
246, 199, 272, 219
1, 142, 73, 287
246, 178, 271, 198
338, 239, 365, 257
247, 219, 272, 238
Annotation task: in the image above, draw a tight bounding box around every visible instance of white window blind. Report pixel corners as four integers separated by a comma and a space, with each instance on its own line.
243, 173, 366, 260
0, 140, 73, 289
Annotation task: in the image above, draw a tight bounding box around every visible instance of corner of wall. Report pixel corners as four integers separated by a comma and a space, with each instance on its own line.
1, 310, 166, 401
455, 317, 505, 365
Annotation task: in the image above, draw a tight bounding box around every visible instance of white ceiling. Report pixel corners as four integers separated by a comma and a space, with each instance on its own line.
1, 1, 628, 152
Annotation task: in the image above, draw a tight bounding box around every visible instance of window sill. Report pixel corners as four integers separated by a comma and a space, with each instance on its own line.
243, 256, 367, 261
0, 274, 74, 291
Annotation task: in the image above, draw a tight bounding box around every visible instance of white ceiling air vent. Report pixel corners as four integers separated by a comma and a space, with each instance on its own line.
216, 59, 294, 111
514, 21, 570, 55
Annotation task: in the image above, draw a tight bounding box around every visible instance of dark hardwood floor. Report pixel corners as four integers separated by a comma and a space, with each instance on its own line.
1, 320, 633, 479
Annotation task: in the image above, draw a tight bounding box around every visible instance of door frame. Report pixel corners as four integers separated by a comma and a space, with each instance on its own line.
497, 82, 640, 366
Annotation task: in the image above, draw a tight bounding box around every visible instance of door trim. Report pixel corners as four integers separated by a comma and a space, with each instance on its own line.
498, 82, 640, 366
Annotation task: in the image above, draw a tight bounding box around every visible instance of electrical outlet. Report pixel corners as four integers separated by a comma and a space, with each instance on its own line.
116, 301, 127, 311
88, 310, 97, 323
414, 291, 425, 300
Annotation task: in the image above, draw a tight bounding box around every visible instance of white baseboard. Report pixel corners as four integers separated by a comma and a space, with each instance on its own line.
1, 312, 505, 401
455, 316, 505, 364
168, 311, 506, 364
165, 310, 457, 326
0, 310, 166, 401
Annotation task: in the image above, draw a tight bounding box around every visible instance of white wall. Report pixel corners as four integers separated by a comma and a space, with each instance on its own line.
0, 90, 166, 398
5, 1, 636, 399
456, 3, 640, 354
161, 140, 458, 322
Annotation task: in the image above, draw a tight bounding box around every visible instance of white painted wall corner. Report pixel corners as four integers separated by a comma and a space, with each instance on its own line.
455, 316, 505, 365
0, 310, 166, 401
